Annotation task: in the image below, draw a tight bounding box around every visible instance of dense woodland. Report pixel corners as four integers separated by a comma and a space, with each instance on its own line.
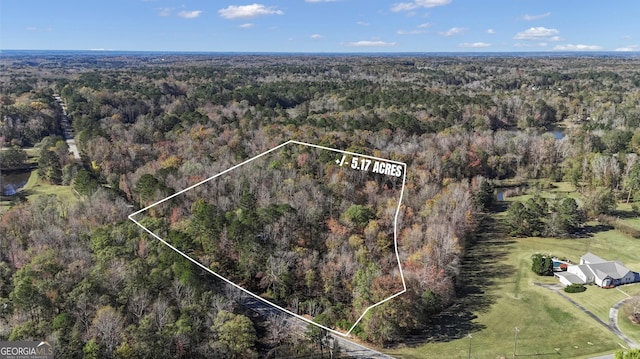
1, 53, 640, 358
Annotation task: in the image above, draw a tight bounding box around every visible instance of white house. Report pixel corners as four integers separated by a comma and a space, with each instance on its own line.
579, 252, 606, 265
555, 252, 640, 288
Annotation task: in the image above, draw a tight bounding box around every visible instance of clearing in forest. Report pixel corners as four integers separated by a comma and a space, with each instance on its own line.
129, 140, 407, 336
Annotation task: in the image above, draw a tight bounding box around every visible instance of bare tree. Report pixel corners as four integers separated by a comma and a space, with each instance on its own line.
92, 306, 124, 355
128, 289, 150, 321
624, 295, 640, 324
265, 314, 291, 347
152, 298, 173, 331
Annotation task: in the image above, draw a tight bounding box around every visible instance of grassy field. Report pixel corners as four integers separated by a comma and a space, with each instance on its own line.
23, 171, 77, 201
619, 217, 640, 231
387, 184, 640, 359
498, 180, 581, 204
0, 171, 77, 213
619, 307, 640, 344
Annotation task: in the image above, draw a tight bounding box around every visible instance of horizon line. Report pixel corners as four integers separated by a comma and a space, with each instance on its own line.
1, 48, 639, 56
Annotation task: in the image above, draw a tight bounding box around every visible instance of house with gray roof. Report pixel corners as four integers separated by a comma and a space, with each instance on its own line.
555, 252, 640, 288
579, 252, 606, 265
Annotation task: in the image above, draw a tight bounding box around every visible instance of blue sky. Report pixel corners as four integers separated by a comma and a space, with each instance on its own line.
1, 0, 638, 52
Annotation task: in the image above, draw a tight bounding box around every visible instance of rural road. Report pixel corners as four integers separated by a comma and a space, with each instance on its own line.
53, 95, 81, 160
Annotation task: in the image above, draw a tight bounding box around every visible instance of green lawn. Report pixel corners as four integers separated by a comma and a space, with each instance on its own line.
570, 284, 639, 322
1, 171, 77, 213
619, 306, 640, 344
23, 171, 77, 202
619, 217, 640, 231
387, 218, 640, 359
498, 181, 581, 204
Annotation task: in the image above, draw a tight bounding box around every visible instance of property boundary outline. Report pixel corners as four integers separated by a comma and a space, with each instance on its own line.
128, 139, 407, 336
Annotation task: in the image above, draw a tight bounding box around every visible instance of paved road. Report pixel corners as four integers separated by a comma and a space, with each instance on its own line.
535, 282, 639, 356
240, 296, 395, 358
53, 95, 81, 160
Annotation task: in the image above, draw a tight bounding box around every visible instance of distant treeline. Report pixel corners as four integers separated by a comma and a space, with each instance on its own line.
1, 54, 640, 356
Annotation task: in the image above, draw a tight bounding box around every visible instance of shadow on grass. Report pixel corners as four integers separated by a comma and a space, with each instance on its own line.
514, 351, 562, 356
612, 209, 638, 219
581, 223, 614, 236
493, 201, 510, 213
0, 192, 29, 206
396, 213, 515, 347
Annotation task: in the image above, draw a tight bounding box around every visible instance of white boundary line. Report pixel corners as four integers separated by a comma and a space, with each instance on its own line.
128, 140, 407, 337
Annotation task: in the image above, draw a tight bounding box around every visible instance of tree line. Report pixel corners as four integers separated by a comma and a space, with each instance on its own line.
1, 54, 640, 356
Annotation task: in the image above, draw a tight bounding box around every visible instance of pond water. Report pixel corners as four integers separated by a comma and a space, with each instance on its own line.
550, 128, 566, 140
0, 171, 31, 195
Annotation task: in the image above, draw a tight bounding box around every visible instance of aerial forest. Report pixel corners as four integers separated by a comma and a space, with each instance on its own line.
1, 53, 640, 358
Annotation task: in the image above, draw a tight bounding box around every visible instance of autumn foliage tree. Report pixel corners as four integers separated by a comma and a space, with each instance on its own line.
4, 53, 640, 354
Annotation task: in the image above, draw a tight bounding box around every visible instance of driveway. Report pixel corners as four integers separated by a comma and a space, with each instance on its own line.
535, 282, 639, 352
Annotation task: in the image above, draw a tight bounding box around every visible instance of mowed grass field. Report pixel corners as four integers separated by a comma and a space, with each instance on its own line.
387, 185, 640, 359
619, 216, 640, 232
22, 171, 77, 202
0, 171, 77, 213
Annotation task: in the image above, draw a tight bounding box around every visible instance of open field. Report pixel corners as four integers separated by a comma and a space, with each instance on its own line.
0, 171, 77, 213
496, 180, 581, 204
618, 217, 640, 232
22, 171, 76, 202
387, 186, 640, 359
570, 284, 639, 323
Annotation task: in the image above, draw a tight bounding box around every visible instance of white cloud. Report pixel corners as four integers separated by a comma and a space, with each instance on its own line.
397, 29, 427, 35
343, 40, 397, 47
311, 34, 324, 39
458, 42, 491, 48
158, 7, 172, 16
26, 27, 38, 31
240, 23, 255, 28
177, 10, 202, 19
553, 44, 602, 51
439, 27, 465, 36
514, 42, 548, 48
356, 21, 370, 26
391, 0, 451, 12
522, 12, 551, 21
615, 45, 639, 51
514, 27, 559, 40
487, 28, 496, 34
397, 23, 429, 35
218, 4, 283, 19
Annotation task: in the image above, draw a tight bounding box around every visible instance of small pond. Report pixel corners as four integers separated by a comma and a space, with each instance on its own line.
550, 128, 566, 140
0, 171, 31, 196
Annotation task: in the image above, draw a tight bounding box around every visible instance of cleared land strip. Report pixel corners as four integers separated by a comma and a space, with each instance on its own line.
535, 282, 639, 350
